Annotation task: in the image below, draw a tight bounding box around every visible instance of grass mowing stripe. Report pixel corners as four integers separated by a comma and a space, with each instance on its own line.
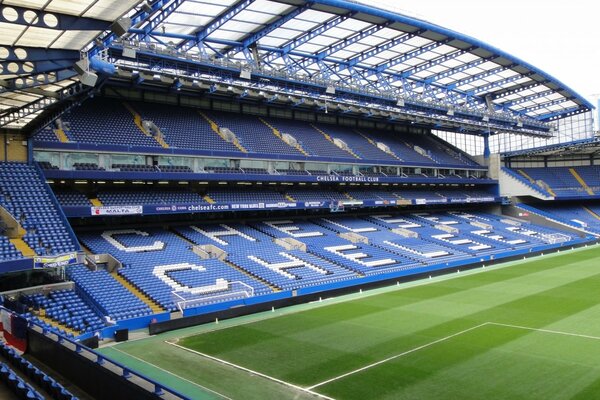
179, 247, 600, 391
108, 245, 600, 400
488, 322, 600, 341
307, 322, 490, 390
101, 346, 232, 400
166, 341, 335, 400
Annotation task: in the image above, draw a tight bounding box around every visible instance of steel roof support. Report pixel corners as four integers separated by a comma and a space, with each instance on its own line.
227, 2, 314, 58
177, 0, 256, 52
0, 70, 77, 92
498, 89, 556, 108
297, 21, 393, 73
398, 47, 477, 79
369, 39, 452, 76
263, 11, 357, 64
520, 98, 572, 114
472, 72, 534, 95
343, 29, 426, 69
0, 47, 79, 63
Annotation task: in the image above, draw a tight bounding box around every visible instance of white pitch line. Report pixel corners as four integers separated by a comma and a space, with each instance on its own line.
109, 346, 233, 400
166, 341, 335, 400
307, 322, 490, 390
488, 322, 600, 341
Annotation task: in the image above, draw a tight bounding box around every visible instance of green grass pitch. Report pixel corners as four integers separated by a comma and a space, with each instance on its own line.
100, 245, 600, 400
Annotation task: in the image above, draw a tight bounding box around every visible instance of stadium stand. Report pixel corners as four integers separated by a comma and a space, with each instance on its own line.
504, 166, 600, 198
0, 163, 79, 257
34, 100, 482, 170
0, 341, 78, 400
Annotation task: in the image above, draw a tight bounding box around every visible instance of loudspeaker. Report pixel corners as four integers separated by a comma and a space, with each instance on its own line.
79, 71, 98, 87
240, 69, 251, 80
122, 47, 136, 58
110, 17, 132, 37
114, 329, 129, 342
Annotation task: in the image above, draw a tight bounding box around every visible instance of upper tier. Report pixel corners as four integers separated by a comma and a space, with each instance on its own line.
34, 98, 480, 169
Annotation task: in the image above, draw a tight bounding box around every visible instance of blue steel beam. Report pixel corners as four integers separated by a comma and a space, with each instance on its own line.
447, 65, 507, 89
519, 98, 572, 114
295, 20, 393, 72
0, 47, 79, 62
177, 0, 256, 52
397, 46, 477, 79
426, 56, 497, 83
491, 82, 541, 100
0, 70, 77, 92
0, 60, 74, 75
368, 39, 453, 76
498, 89, 556, 108
262, 11, 357, 65
0, 5, 110, 30
227, 2, 314, 56
472, 72, 535, 95
343, 29, 426, 69
95, 0, 176, 55
538, 106, 586, 121
128, 0, 186, 42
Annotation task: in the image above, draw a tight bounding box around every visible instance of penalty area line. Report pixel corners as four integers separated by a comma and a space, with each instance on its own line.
488, 322, 600, 341
166, 341, 336, 400
307, 322, 491, 390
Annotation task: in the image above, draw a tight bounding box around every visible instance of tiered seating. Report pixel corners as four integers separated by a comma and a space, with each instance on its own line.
253, 219, 417, 276
23, 289, 105, 334
315, 124, 397, 161
37, 161, 59, 170
111, 164, 156, 172
97, 189, 206, 206
176, 223, 357, 290
67, 265, 152, 320
208, 112, 301, 156
518, 167, 584, 196
286, 189, 347, 202
60, 99, 159, 147
0, 341, 77, 400
519, 203, 600, 234
156, 165, 193, 173
0, 236, 21, 261
34, 99, 482, 169
207, 189, 287, 204
78, 229, 271, 311
360, 129, 436, 165
53, 190, 91, 207
73, 163, 103, 171
34, 126, 59, 142
134, 102, 239, 152
264, 118, 352, 159
0, 163, 78, 256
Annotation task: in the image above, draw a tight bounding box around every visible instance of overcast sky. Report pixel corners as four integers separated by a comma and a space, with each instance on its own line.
359, 0, 600, 108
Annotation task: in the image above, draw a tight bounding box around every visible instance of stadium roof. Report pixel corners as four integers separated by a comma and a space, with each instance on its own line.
0, 0, 139, 129
1, 0, 594, 134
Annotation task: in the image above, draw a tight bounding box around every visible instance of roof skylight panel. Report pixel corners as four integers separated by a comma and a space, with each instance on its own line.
0, 24, 26, 45
83, 0, 140, 20
49, 30, 98, 50
246, 0, 293, 14
16, 27, 62, 48
403, 36, 431, 47
299, 9, 335, 23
